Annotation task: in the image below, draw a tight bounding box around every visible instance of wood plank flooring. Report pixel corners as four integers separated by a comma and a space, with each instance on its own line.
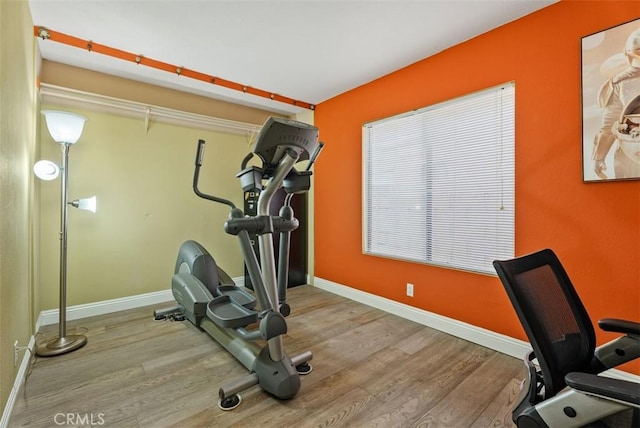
9, 285, 524, 427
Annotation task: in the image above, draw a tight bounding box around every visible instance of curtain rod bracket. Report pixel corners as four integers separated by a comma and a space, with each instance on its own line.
37, 27, 50, 40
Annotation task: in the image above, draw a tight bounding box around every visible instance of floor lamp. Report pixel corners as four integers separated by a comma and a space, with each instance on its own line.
35, 110, 95, 357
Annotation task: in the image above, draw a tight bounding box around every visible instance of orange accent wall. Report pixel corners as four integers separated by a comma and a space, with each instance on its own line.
314, 1, 640, 373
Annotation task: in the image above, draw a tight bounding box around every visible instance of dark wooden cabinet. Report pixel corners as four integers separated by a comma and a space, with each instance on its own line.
244, 188, 307, 289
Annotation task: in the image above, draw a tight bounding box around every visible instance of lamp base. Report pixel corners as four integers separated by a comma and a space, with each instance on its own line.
36, 334, 87, 357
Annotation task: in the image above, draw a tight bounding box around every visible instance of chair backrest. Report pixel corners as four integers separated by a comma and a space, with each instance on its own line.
493, 248, 597, 398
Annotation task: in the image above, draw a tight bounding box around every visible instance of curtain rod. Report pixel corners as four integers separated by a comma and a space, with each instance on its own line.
34, 26, 315, 111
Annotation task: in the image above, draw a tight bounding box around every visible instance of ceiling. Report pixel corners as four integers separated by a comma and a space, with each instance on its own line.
29, 0, 558, 115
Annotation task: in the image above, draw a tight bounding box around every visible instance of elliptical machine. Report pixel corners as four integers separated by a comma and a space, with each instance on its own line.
156, 117, 323, 410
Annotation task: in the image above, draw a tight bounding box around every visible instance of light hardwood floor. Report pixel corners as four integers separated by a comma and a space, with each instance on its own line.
10, 285, 524, 427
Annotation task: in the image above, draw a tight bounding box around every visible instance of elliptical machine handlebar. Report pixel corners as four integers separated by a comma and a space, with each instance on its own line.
196, 138, 206, 167
193, 139, 237, 209
240, 152, 254, 170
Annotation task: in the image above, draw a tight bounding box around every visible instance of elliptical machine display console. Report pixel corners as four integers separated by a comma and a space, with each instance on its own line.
155, 117, 323, 410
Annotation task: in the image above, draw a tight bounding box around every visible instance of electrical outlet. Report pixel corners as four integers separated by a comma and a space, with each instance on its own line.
14, 340, 19, 367
406, 283, 414, 297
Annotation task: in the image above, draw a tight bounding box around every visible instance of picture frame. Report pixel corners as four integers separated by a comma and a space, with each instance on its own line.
581, 18, 640, 182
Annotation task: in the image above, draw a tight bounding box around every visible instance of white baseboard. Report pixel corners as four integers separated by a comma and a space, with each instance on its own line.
313, 277, 640, 383
36, 289, 175, 329
1, 336, 36, 428
36, 276, 245, 330
314, 277, 531, 359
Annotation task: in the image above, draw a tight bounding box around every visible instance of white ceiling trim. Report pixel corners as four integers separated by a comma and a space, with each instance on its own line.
39, 83, 264, 136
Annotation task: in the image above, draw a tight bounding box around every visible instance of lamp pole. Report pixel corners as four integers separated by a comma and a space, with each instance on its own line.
59, 142, 70, 338
36, 142, 87, 356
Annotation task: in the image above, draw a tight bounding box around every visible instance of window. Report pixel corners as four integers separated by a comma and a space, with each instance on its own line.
363, 83, 515, 274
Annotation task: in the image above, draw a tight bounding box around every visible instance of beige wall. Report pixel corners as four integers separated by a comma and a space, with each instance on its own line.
0, 0, 38, 411
35, 62, 319, 309
35, 53, 304, 309
38, 107, 255, 309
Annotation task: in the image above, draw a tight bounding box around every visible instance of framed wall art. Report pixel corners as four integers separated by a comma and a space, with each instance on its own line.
581, 18, 640, 182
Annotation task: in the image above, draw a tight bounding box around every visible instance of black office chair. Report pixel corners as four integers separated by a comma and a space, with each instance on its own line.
493, 248, 640, 427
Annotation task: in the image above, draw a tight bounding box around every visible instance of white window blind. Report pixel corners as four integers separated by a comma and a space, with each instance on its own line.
363, 83, 515, 274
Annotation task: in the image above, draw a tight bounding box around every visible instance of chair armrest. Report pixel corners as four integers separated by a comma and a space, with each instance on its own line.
598, 318, 640, 336
565, 372, 640, 406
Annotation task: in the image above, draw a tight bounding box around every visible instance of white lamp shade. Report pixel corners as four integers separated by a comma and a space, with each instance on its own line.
33, 160, 60, 180
41, 110, 88, 144
71, 196, 97, 213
